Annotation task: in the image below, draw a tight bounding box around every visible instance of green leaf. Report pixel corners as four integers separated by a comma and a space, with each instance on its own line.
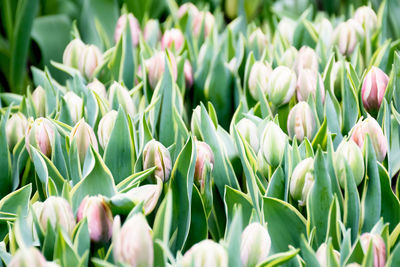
54, 228, 80, 267
325, 196, 341, 249
341, 69, 359, 134
299, 235, 320, 267
0, 112, 12, 198
266, 166, 285, 200
257, 248, 300, 267
226, 205, 243, 267
343, 161, 361, 242
224, 186, 253, 231
311, 118, 328, 151
387, 241, 400, 266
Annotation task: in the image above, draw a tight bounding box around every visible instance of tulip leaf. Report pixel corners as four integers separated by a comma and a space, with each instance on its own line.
256, 248, 300, 267
13, 209, 34, 248
343, 161, 361, 242
0, 112, 11, 198
54, 228, 80, 267
226, 205, 242, 267
341, 69, 359, 134
325, 90, 343, 147
311, 117, 328, 151
42, 221, 57, 259
266, 166, 285, 200
31, 67, 59, 115
153, 191, 172, 267
116, 167, 156, 193
299, 235, 320, 267
73, 219, 90, 260
224, 186, 254, 232
325, 196, 341, 249
387, 241, 400, 266
388, 109, 400, 178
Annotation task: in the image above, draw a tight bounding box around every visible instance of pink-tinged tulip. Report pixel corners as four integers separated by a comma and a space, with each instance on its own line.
182, 240, 228, 267
354, 6, 378, 33
114, 13, 141, 46
184, 59, 193, 88
248, 61, 272, 100
63, 91, 83, 125
97, 110, 118, 149
70, 119, 98, 165
113, 214, 154, 267
333, 19, 364, 56
78, 45, 103, 80
315, 243, 340, 266
77, 195, 113, 243
177, 3, 199, 19
287, 102, 316, 142
294, 46, 319, 75
145, 52, 178, 89
6, 112, 28, 151
143, 140, 172, 182
194, 140, 215, 189
351, 117, 387, 162
87, 79, 107, 100
290, 158, 314, 206
360, 233, 386, 267
193, 11, 215, 38
39, 196, 75, 235
63, 39, 85, 69
266, 66, 296, 106
25, 117, 54, 158
31, 86, 46, 117
361, 67, 389, 112
161, 28, 184, 51
9, 247, 47, 267
236, 118, 259, 152
144, 19, 161, 43
108, 82, 135, 117
296, 68, 325, 102
240, 223, 271, 267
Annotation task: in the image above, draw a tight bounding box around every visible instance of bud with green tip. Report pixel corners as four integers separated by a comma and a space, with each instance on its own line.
108, 82, 135, 118
290, 158, 314, 206
63, 91, 83, 125
279, 46, 298, 68
360, 233, 386, 267
182, 240, 228, 267
261, 121, 288, 167
143, 140, 172, 182
62, 39, 85, 69
31, 86, 46, 117
25, 117, 55, 158
316, 18, 333, 47
333, 19, 363, 56
354, 6, 377, 33
194, 140, 214, 189
315, 243, 340, 266
114, 13, 141, 46
6, 112, 28, 151
334, 140, 364, 188
9, 247, 47, 267
249, 29, 268, 55
361, 67, 389, 113
70, 119, 99, 165
78, 44, 103, 80
287, 101, 316, 142
266, 66, 296, 107
248, 61, 272, 100
294, 46, 319, 74
97, 110, 118, 149
39, 196, 76, 235
144, 19, 161, 44
236, 118, 259, 152
87, 79, 107, 100
296, 69, 325, 102
145, 51, 178, 89
240, 222, 271, 267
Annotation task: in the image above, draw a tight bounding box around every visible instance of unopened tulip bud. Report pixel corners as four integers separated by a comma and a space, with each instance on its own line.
32, 86, 46, 117
249, 29, 268, 54
236, 118, 259, 152
113, 214, 154, 267
70, 119, 98, 165
360, 233, 386, 267
63, 92, 83, 125
315, 243, 340, 266
354, 6, 378, 33
9, 247, 47, 267
161, 28, 184, 51
330, 61, 348, 99
108, 82, 135, 117
261, 121, 288, 167
334, 140, 364, 188
316, 18, 333, 47
114, 13, 141, 46
194, 140, 214, 189
146, 52, 178, 89
193, 11, 215, 38
78, 45, 103, 80
294, 46, 319, 75
287, 102, 316, 142
177, 2, 200, 19
266, 66, 296, 106
296, 69, 325, 102
248, 61, 272, 100
351, 117, 387, 162
277, 18, 296, 44
6, 112, 28, 150
25, 117, 55, 157
62, 39, 85, 69
240, 223, 271, 267
184, 60, 193, 88
279, 46, 298, 68
97, 110, 118, 149
333, 19, 363, 56
87, 79, 107, 100
290, 158, 314, 206
361, 67, 389, 112
182, 240, 228, 267
39, 196, 75, 235
143, 140, 172, 182
77, 195, 113, 243
144, 19, 161, 44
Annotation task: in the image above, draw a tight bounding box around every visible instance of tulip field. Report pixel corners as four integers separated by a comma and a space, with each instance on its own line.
2, 0, 400, 266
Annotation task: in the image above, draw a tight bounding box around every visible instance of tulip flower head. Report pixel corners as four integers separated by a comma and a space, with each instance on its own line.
182, 240, 228, 267
39, 196, 76, 235
287, 101, 316, 142
6, 112, 28, 151
143, 140, 172, 182
290, 158, 314, 206
240, 223, 271, 267
360, 233, 386, 267
361, 67, 389, 113
114, 13, 141, 46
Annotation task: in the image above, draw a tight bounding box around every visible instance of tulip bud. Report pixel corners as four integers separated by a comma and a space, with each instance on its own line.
354, 6, 378, 33
194, 140, 214, 189
290, 158, 314, 206
261, 121, 288, 167
108, 82, 135, 117
6, 112, 28, 150
351, 117, 387, 162
177, 3, 200, 18
62, 39, 85, 69
161, 28, 184, 51
77, 195, 113, 243
145, 51, 178, 89
248, 61, 272, 100
31, 86, 47, 117
182, 240, 228, 267
63, 92, 83, 125
191, 106, 203, 138
346, 264, 362, 267
294, 46, 319, 75
236, 118, 259, 152
279, 46, 298, 68
360, 233, 386, 267
296, 69, 325, 102
333, 19, 363, 56
240, 223, 271, 267
78, 45, 103, 80
266, 66, 296, 107
249, 29, 268, 55
315, 243, 340, 266
87, 79, 107, 100
334, 140, 365, 188
330, 61, 348, 99
144, 19, 161, 44
113, 214, 154, 267
143, 140, 172, 182
184, 59, 193, 88
277, 18, 296, 44
39, 196, 76, 235
70, 119, 99, 165
361, 67, 389, 112
25, 117, 55, 158
9, 247, 47, 267
287, 102, 316, 141
97, 110, 118, 149
316, 18, 333, 47
193, 11, 215, 38
114, 13, 141, 46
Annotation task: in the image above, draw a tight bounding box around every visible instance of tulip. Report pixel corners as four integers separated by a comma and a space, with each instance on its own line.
266, 66, 296, 107
70, 119, 99, 165
316, 18, 333, 47
334, 140, 365, 188
77, 195, 113, 243
236, 118, 260, 152
249, 29, 268, 55
184, 59, 193, 88
114, 13, 141, 46
277, 18, 296, 44
31, 86, 46, 117
6, 112, 28, 150
87, 79, 107, 100
63, 91, 83, 125
62, 39, 85, 69
351, 117, 387, 162
177, 2, 199, 19
191, 106, 203, 139
360, 233, 386, 267
182, 240, 228, 267
25, 117, 54, 158
354, 6, 378, 33
330, 61, 348, 99
193, 11, 215, 38
248, 61, 272, 100
113, 214, 154, 267
9, 247, 47, 267
143, 140, 172, 182
333, 19, 363, 56
39, 196, 76, 235
240, 223, 271, 267
287, 101, 316, 142
296, 69, 325, 102
108, 82, 135, 117
194, 140, 215, 189
145, 51, 178, 89
161, 28, 184, 51
279, 46, 298, 68
361, 67, 389, 112
78, 45, 103, 80
315, 243, 340, 266
294, 46, 319, 75
290, 158, 314, 206
144, 19, 161, 44
261, 121, 288, 167
97, 110, 118, 149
